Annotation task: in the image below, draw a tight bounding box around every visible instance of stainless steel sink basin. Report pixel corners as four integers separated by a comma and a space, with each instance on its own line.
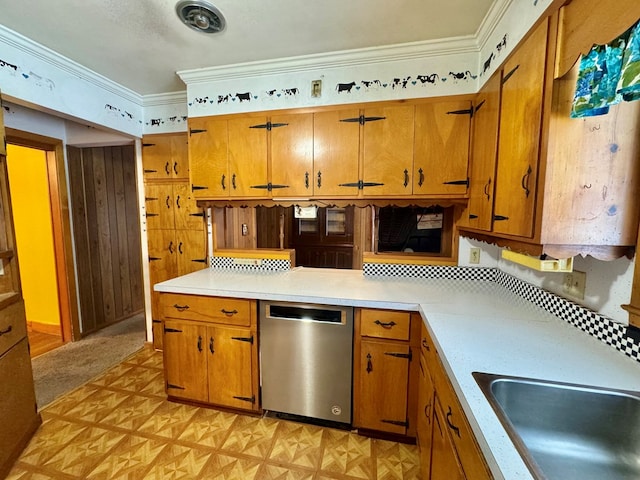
473, 372, 640, 480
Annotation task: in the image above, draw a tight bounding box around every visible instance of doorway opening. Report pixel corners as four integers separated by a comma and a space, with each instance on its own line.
5, 130, 80, 356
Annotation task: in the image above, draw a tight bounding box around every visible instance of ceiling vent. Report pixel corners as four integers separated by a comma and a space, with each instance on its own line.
176, 0, 226, 34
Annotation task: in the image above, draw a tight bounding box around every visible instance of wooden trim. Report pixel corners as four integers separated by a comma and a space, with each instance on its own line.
5, 128, 80, 341
213, 248, 295, 262
198, 198, 468, 209
27, 320, 62, 336
362, 253, 457, 266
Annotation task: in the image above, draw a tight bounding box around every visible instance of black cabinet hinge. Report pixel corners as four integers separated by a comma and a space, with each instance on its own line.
142, 143, 156, 147
189, 212, 206, 218
446, 108, 474, 118
474, 100, 486, 114
340, 115, 386, 125
189, 128, 207, 136
148, 256, 161, 262
191, 258, 208, 264
249, 122, 288, 131
381, 419, 409, 427
469, 214, 479, 219
493, 215, 509, 221
233, 395, 256, 404
250, 183, 288, 192
191, 184, 208, 192
443, 178, 469, 186
164, 327, 182, 333
166, 382, 185, 390
143, 169, 157, 174
231, 335, 254, 344
502, 64, 520, 84
384, 350, 413, 361
338, 180, 385, 189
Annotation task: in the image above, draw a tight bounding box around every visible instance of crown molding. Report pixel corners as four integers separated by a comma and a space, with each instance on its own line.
475, 0, 513, 50
177, 35, 480, 84
142, 91, 188, 107
0, 24, 143, 106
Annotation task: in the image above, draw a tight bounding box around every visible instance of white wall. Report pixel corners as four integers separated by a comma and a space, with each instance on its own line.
458, 237, 635, 325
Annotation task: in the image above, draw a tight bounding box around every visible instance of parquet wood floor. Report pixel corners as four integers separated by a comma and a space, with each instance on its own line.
8, 346, 421, 479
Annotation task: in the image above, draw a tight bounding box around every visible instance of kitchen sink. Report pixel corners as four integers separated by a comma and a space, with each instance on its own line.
473, 372, 640, 480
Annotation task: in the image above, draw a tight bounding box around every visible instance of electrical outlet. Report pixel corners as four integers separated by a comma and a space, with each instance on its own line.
311, 79, 322, 97
562, 270, 586, 299
469, 247, 481, 264
241, 223, 248, 236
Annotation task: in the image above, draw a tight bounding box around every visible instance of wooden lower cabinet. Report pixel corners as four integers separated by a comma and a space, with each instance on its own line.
431, 398, 466, 480
417, 323, 492, 480
161, 294, 259, 412
354, 309, 420, 437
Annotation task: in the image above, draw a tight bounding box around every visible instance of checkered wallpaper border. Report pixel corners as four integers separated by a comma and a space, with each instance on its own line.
363, 263, 640, 364
210, 256, 291, 272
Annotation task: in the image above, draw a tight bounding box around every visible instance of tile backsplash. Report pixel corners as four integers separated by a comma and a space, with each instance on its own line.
363, 263, 640, 364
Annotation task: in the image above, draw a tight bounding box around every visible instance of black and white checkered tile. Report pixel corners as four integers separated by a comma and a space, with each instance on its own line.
363, 263, 640, 363
362, 262, 496, 281
210, 256, 291, 272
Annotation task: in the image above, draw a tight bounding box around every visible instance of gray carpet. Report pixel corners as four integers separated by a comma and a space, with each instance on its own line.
31, 313, 147, 409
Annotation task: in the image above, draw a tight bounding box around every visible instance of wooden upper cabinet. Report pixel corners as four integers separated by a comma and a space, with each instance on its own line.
145, 183, 175, 230
313, 109, 360, 197
362, 105, 415, 197
464, 72, 501, 231
270, 113, 313, 197
189, 117, 229, 198
228, 116, 268, 197
493, 19, 548, 238
414, 100, 471, 196
142, 133, 188, 180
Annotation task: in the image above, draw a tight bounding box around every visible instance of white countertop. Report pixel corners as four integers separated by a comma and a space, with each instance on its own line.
155, 267, 640, 480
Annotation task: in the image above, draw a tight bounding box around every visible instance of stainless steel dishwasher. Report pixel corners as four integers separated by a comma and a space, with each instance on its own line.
259, 301, 353, 425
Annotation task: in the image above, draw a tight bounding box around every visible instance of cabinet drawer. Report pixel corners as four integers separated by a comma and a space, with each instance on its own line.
360, 309, 411, 340
159, 293, 254, 327
432, 355, 492, 480
0, 300, 26, 357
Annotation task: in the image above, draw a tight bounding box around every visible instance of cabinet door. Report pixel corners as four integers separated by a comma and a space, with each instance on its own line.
228, 116, 268, 197
189, 117, 229, 198
145, 184, 175, 230
417, 356, 435, 480
176, 229, 208, 276
362, 105, 415, 197
148, 229, 179, 283
271, 113, 313, 197
163, 319, 208, 402
142, 134, 188, 180
142, 136, 174, 181
493, 20, 548, 237
207, 325, 256, 410
358, 339, 410, 434
313, 109, 360, 196
173, 183, 206, 231
414, 100, 471, 195
464, 72, 501, 230
431, 398, 465, 480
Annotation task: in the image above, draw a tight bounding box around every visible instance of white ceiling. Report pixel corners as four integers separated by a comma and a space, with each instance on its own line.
0, 0, 496, 96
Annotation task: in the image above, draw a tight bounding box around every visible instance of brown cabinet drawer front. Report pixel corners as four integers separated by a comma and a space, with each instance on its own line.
0, 300, 26, 357
0, 338, 39, 472
433, 358, 492, 480
360, 309, 411, 340
160, 294, 253, 326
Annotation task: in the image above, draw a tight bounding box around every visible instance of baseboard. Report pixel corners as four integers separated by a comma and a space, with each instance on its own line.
27, 320, 62, 336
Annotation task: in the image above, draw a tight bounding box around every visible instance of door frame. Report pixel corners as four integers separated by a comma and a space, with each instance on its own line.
5, 128, 80, 342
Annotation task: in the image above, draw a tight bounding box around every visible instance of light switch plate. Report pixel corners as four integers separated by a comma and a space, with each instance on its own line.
562, 270, 586, 299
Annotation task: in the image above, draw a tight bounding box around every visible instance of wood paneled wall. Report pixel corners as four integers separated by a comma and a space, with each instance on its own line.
67, 145, 143, 335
